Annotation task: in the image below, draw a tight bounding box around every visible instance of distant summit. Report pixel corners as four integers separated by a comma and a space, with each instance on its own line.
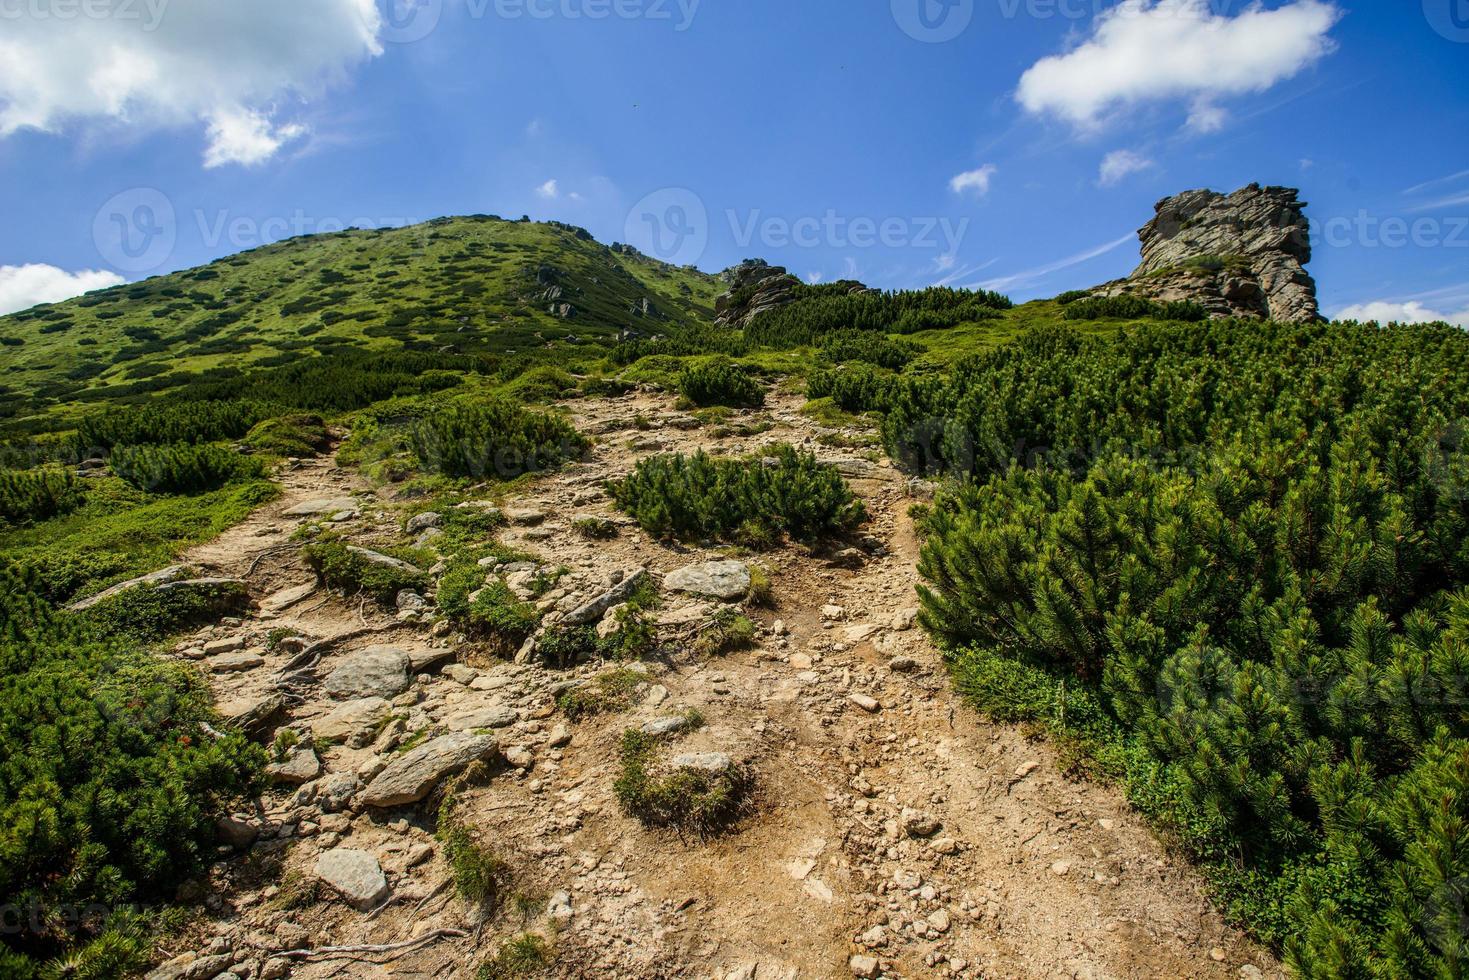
1092, 183, 1320, 323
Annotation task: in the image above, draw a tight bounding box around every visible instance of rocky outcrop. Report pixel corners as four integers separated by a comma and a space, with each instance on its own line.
359, 732, 499, 807
714, 260, 802, 328
1093, 184, 1320, 323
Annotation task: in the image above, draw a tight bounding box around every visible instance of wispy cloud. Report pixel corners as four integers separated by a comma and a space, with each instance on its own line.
950, 165, 998, 198
536, 179, 559, 200
1403, 169, 1469, 196
1098, 150, 1154, 187
973, 233, 1135, 292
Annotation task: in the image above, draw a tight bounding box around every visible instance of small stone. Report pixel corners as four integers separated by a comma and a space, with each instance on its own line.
209, 650, 264, 673
902, 808, 942, 838
504, 745, 535, 769
215, 814, 258, 849
928, 909, 951, 933
849, 954, 879, 978
547, 724, 572, 748
849, 693, 881, 713
1050, 860, 1072, 876
203, 636, 246, 656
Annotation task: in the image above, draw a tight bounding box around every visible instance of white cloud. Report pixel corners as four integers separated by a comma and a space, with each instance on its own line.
806, 272, 825, 284
950, 165, 998, 198
0, 264, 124, 316
1016, 0, 1341, 129
204, 107, 307, 168
1098, 149, 1154, 186
0, 0, 383, 167
1186, 99, 1228, 133
1333, 300, 1469, 328
536, 179, 559, 200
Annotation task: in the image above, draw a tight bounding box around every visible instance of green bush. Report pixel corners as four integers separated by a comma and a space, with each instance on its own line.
81, 580, 251, 642
0, 566, 264, 971
677, 359, 764, 408
817, 330, 920, 370
109, 443, 267, 494
806, 364, 897, 414
608, 444, 866, 547
745, 285, 1011, 347
557, 668, 648, 721
410, 400, 587, 480
438, 572, 540, 654
614, 729, 751, 834
242, 414, 332, 457
0, 466, 82, 526
439, 812, 510, 909
906, 317, 1469, 972
75, 399, 274, 452
478, 933, 552, 980
1062, 294, 1207, 322
302, 539, 428, 605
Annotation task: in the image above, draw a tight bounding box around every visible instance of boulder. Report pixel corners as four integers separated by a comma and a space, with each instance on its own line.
314, 848, 389, 910
671, 752, 734, 774
314, 697, 393, 744
359, 732, 498, 807
345, 546, 422, 575
405, 511, 441, 534
665, 561, 750, 601
218, 693, 286, 738
266, 747, 321, 785
444, 705, 518, 730
322, 646, 412, 700
209, 649, 264, 674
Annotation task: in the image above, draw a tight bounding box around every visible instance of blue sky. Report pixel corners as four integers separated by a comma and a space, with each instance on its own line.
1, 0, 1467, 324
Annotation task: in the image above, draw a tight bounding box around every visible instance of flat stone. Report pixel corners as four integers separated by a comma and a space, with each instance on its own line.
671, 752, 734, 774
314, 697, 393, 744
266, 748, 321, 785
345, 547, 421, 575
218, 693, 286, 737
850, 954, 880, 978
66, 565, 189, 611
360, 732, 498, 807
445, 705, 518, 730
640, 716, 692, 737
322, 646, 412, 700
503, 507, 547, 526
314, 848, 389, 910
210, 650, 265, 673
261, 582, 317, 612
405, 511, 441, 534
284, 497, 359, 517
664, 560, 751, 601
848, 693, 881, 713
203, 636, 246, 655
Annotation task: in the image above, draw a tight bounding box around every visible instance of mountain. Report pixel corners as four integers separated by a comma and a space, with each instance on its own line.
0, 216, 719, 427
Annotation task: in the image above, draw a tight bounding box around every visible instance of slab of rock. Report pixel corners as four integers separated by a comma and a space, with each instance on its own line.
345, 546, 422, 575
261, 581, 317, 612
445, 705, 518, 730
285, 497, 359, 517
671, 752, 734, 774
314, 848, 389, 910
323, 646, 412, 700
203, 636, 245, 655
209, 649, 264, 673
665, 561, 750, 601
848, 693, 881, 713
218, 693, 285, 738
503, 507, 547, 526
315, 697, 393, 744
641, 716, 692, 737
563, 568, 650, 626
359, 732, 498, 807
66, 565, 189, 611
405, 511, 441, 534
266, 748, 321, 785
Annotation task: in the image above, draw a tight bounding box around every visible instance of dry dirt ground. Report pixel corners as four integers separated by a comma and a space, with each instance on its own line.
152, 389, 1284, 980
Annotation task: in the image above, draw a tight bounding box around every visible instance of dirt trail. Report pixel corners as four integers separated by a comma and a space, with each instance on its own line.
161, 391, 1281, 980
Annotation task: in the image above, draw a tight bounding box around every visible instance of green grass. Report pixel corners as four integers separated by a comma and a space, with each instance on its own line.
614, 729, 752, 835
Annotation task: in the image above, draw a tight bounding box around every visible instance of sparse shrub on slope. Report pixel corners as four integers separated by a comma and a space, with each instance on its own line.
109, 443, 267, 494
302, 538, 428, 605
677, 358, 764, 408
242, 414, 332, 457
608, 444, 865, 547
410, 400, 588, 480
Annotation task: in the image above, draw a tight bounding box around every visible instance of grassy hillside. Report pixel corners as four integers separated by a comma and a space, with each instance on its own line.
0, 216, 719, 430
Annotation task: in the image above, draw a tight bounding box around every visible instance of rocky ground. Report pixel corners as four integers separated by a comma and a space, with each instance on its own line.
142, 389, 1283, 980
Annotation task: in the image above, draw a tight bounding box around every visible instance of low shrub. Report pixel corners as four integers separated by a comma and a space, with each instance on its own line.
242, 414, 332, 457
677, 359, 764, 409
608, 444, 865, 547
110, 443, 267, 494
82, 580, 252, 642
438, 804, 510, 910
691, 608, 757, 658
557, 668, 648, 721
478, 933, 553, 980
571, 516, 619, 539
0, 466, 82, 526
806, 364, 897, 414
410, 400, 587, 481
302, 539, 427, 605
537, 625, 599, 669
438, 574, 540, 654
1062, 295, 1208, 322
817, 330, 919, 370
614, 730, 751, 834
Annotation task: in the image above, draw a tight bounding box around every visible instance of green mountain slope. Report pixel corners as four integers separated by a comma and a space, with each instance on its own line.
0, 216, 719, 425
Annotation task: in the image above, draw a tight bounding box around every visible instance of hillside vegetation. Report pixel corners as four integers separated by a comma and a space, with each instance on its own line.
1, 214, 1464, 977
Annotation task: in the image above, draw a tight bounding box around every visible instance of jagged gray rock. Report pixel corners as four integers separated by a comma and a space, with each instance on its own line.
665, 560, 751, 601
322, 646, 412, 700
714, 260, 802, 328
314, 848, 389, 910
563, 568, 650, 626
1093, 183, 1320, 323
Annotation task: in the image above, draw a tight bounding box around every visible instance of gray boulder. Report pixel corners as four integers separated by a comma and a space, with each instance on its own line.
322, 646, 412, 700
314, 848, 389, 910
359, 732, 498, 807
665, 561, 751, 601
